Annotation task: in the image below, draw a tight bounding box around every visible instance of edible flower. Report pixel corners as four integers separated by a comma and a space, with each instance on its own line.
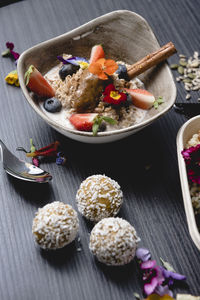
5, 70, 19, 87
92, 115, 117, 136
26, 141, 60, 158
103, 84, 127, 105
182, 144, 200, 184
29, 139, 40, 167
56, 152, 67, 165
57, 56, 89, 69
136, 248, 151, 262
1, 42, 20, 61
136, 248, 186, 297
88, 58, 118, 80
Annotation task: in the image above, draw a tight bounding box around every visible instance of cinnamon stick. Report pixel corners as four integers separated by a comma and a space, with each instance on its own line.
127, 42, 177, 79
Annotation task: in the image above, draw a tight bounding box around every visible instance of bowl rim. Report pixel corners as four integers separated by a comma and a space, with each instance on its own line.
177, 115, 200, 251
17, 9, 177, 138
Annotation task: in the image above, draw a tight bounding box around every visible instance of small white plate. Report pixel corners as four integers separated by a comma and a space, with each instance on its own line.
177, 115, 200, 250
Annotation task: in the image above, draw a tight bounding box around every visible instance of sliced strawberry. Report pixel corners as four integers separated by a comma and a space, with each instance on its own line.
124, 88, 155, 110
69, 113, 98, 131
24, 65, 55, 98
89, 45, 105, 64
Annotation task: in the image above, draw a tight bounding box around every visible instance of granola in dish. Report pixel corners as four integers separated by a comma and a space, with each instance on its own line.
182, 130, 200, 229
24, 44, 171, 135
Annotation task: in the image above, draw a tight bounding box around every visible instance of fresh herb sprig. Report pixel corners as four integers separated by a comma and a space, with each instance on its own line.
154, 96, 164, 109
92, 115, 117, 136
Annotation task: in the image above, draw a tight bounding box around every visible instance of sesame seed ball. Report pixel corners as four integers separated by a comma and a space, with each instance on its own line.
32, 201, 79, 250
76, 175, 123, 222
89, 217, 139, 266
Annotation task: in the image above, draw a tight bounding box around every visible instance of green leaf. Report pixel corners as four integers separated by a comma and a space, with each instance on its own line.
92, 115, 117, 135
157, 96, 164, 104
160, 257, 176, 272
1, 49, 11, 57
30, 138, 36, 153
153, 96, 164, 109
102, 116, 117, 125
92, 122, 100, 136
153, 101, 159, 109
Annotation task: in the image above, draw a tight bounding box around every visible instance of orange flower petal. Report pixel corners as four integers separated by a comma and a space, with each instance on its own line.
98, 72, 108, 80
104, 59, 118, 75
88, 62, 102, 76
88, 58, 117, 80
96, 58, 106, 66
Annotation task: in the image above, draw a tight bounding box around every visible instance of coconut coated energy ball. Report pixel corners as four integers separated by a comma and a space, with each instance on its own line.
89, 217, 139, 266
76, 175, 123, 222
32, 201, 79, 250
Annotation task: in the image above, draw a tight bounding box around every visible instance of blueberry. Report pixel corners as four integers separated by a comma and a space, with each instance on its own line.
43, 97, 62, 113
59, 64, 80, 80
116, 64, 129, 81
99, 122, 106, 132
126, 93, 132, 104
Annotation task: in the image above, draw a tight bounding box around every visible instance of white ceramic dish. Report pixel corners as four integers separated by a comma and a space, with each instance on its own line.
177, 115, 200, 250
17, 10, 176, 144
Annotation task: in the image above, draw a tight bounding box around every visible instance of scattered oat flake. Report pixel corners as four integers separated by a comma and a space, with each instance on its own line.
176, 295, 200, 300
186, 94, 191, 100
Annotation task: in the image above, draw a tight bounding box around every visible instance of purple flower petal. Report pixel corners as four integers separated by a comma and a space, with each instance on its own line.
56, 156, 66, 165
10, 50, 20, 60
73, 56, 88, 63
6, 42, 14, 50
32, 157, 39, 167
169, 272, 186, 281
57, 55, 68, 64
144, 277, 158, 295
141, 260, 156, 270
161, 267, 186, 287
136, 248, 151, 262
154, 285, 173, 297
168, 279, 174, 286
57, 55, 88, 66
154, 266, 165, 285
162, 268, 186, 281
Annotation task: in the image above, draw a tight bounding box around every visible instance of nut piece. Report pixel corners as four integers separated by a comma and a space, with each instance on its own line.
76, 174, 123, 222
89, 217, 139, 266
32, 201, 79, 250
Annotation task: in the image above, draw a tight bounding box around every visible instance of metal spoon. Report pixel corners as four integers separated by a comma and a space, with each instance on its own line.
0, 140, 52, 183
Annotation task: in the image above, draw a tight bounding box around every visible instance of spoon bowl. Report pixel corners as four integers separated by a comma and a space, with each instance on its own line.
0, 140, 52, 183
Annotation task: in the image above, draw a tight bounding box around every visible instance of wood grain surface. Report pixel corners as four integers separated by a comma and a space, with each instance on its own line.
0, 0, 200, 299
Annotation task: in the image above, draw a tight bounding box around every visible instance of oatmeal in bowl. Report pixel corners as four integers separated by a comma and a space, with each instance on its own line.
42, 49, 150, 134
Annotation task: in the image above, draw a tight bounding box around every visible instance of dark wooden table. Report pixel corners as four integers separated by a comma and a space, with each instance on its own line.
0, 0, 200, 299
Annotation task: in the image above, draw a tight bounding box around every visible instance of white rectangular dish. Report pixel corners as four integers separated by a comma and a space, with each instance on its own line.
177, 115, 200, 250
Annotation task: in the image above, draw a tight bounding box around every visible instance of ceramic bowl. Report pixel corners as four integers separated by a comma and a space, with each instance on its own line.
17, 10, 176, 144
177, 115, 200, 250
